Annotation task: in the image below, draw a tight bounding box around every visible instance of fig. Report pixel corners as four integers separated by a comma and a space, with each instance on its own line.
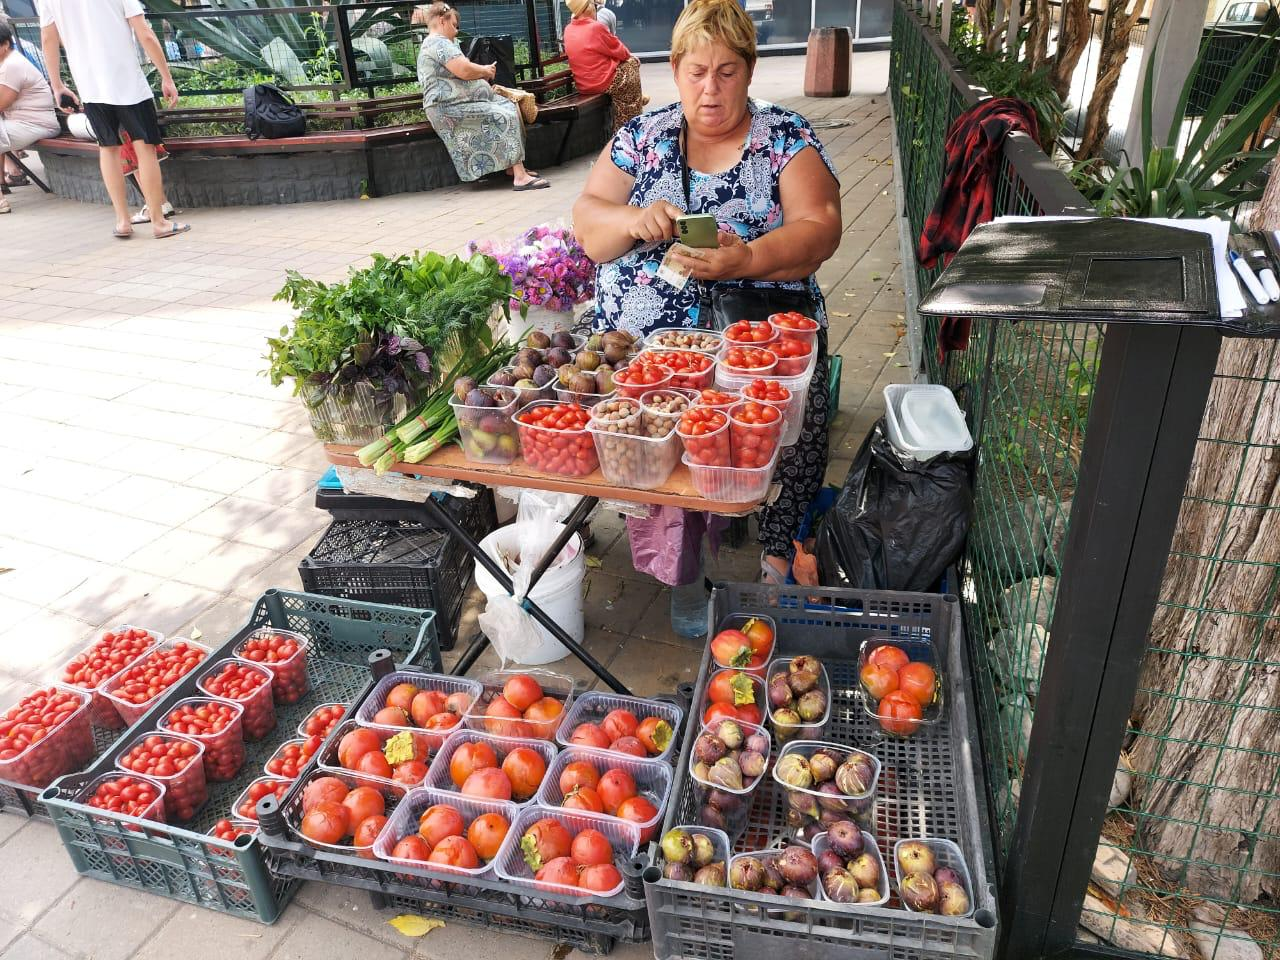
715, 720, 743, 750
546, 347, 572, 367
773, 707, 801, 729
533, 363, 557, 386
822, 867, 859, 903
787, 789, 819, 820
557, 363, 578, 386
745, 733, 770, 756
938, 880, 970, 916
761, 857, 785, 891
453, 376, 478, 403
848, 852, 880, 889
586, 333, 603, 351
550, 331, 575, 349
896, 840, 936, 877
706, 789, 741, 813
515, 348, 542, 370
664, 861, 693, 882
787, 656, 821, 694
497, 434, 518, 456
596, 368, 616, 393
737, 750, 765, 779
489, 370, 517, 387
827, 820, 864, 858
767, 673, 793, 708
465, 388, 494, 408
817, 849, 844, 875
693, 862, 726, 886
691, 832, 716, 867
693, 734, 726, 766
835, 756, 874, 797
661, 828, 692, 864
780, 885, 810, 901
527, 330, 551, 349
512, 363, 535, 382
601, 329, 632, 349
799, 821, 824, 843
786, 808, 805, 828
819, 807, 845, 827
515, 379, 539, 395
570, 372, 597, 394
775, 753, 813, 790
708, 757, 743, 791
808, 749, 839, 784
817, 781, 850, 813
698, 804, 726, 831
777, 845, 818, 886
857, 887, 882, 903
692, 761, 710, 781
797, 690, 827, 722
576, 349, 601, 371
603, 342, 629, 365
899, 870, 939, 912
729, 856, 766, 891
934, 867, 962, 887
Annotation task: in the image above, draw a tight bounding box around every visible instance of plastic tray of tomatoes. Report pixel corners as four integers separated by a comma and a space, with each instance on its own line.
681, 446, 780, 504
554, 692, 683, 764
57, 625, 164, 730
355, 671, 481, 751
633, 349, 716, 392
101, 638, 212, 727
514, 400, 599, 477
38, 589, 441, 923
535, 745, 671, 844
0, 683, 95, 790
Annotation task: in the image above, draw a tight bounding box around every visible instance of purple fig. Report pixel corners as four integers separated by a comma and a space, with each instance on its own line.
817, 781, 850, 813
694, 862, 726, 886
706, 789, 741, 813
661, 828, 692, 864
664, 861, 693, 882
819, 807, 845, 827
698, 804, 726, 831
798, 820, 823, 842
745, 733, 770, 756
787, 656, 821, 694
774, 753, 812, 790
778, 845, 819, 886
895, 840, 936, 877
787, 789, 820, 820
780, 884, 810, 902
708, 757, 743, 791
822, 868, 858, 903
772, 707, 802, 730
716, 719, 744, 750
694, 733, 726, 765
533, 363, 557, 386
827, 820, 865, 858
797, 689, 827, 722
691, 833, 716, 867
934, 867, 962, 887
817, 849, 844, 874
857, 887, 882, 903
730, 856, 766, 891
899, 870, 939, 912
848, 852, 880, 890
835, 756, 874, 797
767, 672, 793, 708
808, 749, 839, 783
737, 750, 765, 779
939, 880, 970, 916
762, 857, 785, 891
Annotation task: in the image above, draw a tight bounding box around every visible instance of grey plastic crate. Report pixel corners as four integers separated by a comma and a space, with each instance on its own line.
40, 590, 439, 923
645, 584, 999, 960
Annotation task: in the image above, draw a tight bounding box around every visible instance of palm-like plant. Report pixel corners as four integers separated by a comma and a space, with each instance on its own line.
1071, 23, 1280, 219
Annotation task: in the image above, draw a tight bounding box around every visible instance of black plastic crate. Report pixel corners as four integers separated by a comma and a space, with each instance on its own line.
40, 591, 439, 923
299, 492, 495, 651
257, 662, 672, 954
315, 483, 498, 527
645, 583, 1000, 960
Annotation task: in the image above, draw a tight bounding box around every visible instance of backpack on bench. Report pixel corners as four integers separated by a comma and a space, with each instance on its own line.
243, 83, 305, 140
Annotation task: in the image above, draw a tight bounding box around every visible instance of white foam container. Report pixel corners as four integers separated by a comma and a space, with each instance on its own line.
883, 384, 973, 460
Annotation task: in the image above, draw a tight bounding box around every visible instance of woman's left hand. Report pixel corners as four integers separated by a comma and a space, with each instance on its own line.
669, 231, 754, 282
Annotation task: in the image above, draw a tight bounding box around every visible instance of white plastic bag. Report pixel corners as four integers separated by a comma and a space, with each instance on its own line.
477, 593, 545, 666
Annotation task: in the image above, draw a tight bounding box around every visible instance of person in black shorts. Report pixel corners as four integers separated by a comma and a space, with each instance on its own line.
40, 0, 190, 239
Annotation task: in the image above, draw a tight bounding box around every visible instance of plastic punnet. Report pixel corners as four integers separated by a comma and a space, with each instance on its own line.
687, 718, 770, 840
296, 702, 347, 740
493, 804, 641, 902
355, 670, 481, 750
372, 785, 519, 878
728, 846, 820, 906
554, 692, 684, 763
812, 828, 890, 907
771, 740, 880, 834
711, 613, 778, 676
641, 328, 723, 354
461, 668, 576, 742
234, 628, 310, 705
157, 697, 245, 783
451, 390, 521, 465
857, 636, 945, 738
319, 720, 435, 790
76, 772, 166, 834
681, 447, 779, 503
115, 732, 207, 823
514, 401, 599, 477
653, 824, 731, 886
0, 684, 93, 789
589, 424, 682, 490
100, 639, 210, 727
891, 837, 975, 918
57, 624, 163, 730
764, 656, 833, 743
425, 728, 558, 805
287, 769, 405, 857
536, 745, 671, 841
197, 658, 276, 741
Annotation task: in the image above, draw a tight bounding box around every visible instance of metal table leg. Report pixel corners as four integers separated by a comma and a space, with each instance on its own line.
418, 494, 633, 695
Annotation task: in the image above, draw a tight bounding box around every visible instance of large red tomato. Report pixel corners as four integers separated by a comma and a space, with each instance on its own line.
611, 736, 646, 757
710, 629, 754, 668
342, 786, 385, 826
520, 818, 573, 870
600, 709, 638, 742
502, 747, 547, 801
860, 662, 899, 701
301, 800, 349, 845
562, 786, 604, 813
578, 863, 623, 892
615, 795, 659, 842
338, 728, 382, 769
571, 828, 613, 867
558, 760, 600, 795
410, 689, 448, 727
352, 814, 388, 856
535, 855, 581, 889
569, 723, 612, 750
418, 803, 465, 848
877, 690, 924, 736
392, 759, 429, 786
392, 834, 430, 861
354, 750, 393, 779
898, 662, 938, 707
484, 697, 530, 738
450, 741, 498, 788
597, 768, 637, 815
462, 766, 513, 801
302, 776, 348, 813
502, 674, 544, 712
429, 835, 480, 869
372, 706, 408, 727
867, 644, 910, 673
467, 812, 510, 861
385, 682, 419, 714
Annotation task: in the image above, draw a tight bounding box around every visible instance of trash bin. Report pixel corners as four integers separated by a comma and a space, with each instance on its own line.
804, 26, 851, 98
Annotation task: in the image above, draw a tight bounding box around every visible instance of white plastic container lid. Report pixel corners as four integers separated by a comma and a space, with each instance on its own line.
883, 385, 973, 460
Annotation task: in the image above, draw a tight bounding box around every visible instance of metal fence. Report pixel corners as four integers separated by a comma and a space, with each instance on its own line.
891, 4, 1280, 959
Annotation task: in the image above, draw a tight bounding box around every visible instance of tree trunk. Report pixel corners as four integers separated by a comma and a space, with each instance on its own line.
1078, 0, 1143, 160
1026, 0, 1051, 73
1129, 173, 1280, 905
1050, 0, 1091, 101
984, 0, 1009, 53
974, 0, 997, 39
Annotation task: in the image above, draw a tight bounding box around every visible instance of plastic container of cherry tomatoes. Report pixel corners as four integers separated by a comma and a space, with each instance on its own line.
612, 362, 674, 400
676, 410, 731, 468
727, 401, 783, 470
634, 350, 716, 391
717, 346, 778, 380
232, 776, 292, 822
681, 446, 779, 504
99, 638, 210, 727
0, 683, 94, 789
197, 658, 276, 741
297, 702, 348, 740
768, 338, 815, 377
493, 805, 641, 902
721, 321, 778, 348
157, 696, 246, 783
767, 312, 820, 349
115, 731, 207, 823
288, 770, 405, 857
263, 737, 323, 781
514, 400, 599, 478
373, 786, 520, 877
235, 627, 310, 705
741, 378, 801, 447
58, 624, 163, 730
77, 772, 167, 832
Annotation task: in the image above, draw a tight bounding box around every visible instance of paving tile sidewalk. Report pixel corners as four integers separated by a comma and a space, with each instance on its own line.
0, 54, 905, 960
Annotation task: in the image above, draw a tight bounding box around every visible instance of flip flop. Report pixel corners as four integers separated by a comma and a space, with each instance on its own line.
113, 227, 133, 239
513, 177, 550, 191
154, 221, 191, 239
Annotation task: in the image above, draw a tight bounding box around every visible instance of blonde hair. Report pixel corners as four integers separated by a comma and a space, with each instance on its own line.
422, 1, 457, 26
670, 0, 756, 68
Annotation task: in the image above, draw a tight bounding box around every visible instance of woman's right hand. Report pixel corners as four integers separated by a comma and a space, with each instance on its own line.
628, 200, 681, 244
483, 62, 497, 81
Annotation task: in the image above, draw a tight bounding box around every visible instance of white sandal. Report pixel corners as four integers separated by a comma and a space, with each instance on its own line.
131, 201, 177, 225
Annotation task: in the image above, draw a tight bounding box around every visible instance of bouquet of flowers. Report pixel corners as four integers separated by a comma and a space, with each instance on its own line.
469, 223, 594, 313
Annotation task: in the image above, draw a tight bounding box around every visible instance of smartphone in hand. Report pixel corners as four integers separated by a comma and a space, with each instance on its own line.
676, 214, 718, 249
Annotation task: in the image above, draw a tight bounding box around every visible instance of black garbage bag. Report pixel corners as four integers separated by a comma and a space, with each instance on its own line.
465, 36, 517, 88
817, 418, 973, 591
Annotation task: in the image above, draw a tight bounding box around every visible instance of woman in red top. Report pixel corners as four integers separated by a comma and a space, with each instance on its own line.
563, 0, 646, 134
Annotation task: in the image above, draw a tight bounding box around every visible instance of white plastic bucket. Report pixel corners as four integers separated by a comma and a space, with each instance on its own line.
883, 384, 973, 460
474, 522, 585, 665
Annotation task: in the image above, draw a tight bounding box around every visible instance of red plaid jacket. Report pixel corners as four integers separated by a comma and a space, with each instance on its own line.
916, 97, 1040, 356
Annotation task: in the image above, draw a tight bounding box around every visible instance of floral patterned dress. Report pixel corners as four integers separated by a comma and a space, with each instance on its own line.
418, 35, 524, 182
594, 100, 841, 563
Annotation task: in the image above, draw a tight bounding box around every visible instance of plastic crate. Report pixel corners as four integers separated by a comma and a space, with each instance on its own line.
257, 660, 656, 954
40, 590, 438, 923
645, 584, 999, 960
298, 511, 482, 652
316, 477, 498, 526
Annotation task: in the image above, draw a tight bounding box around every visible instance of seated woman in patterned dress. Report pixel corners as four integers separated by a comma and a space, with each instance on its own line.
416, 2, 549, 190
572, 0, 841, 583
